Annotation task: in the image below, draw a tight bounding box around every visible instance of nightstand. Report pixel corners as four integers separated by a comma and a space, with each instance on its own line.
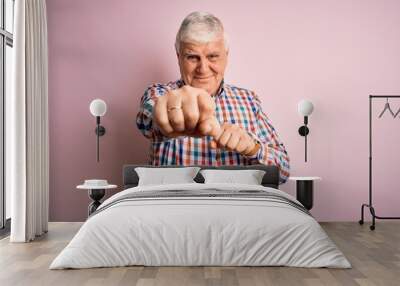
77, 180, 117, 216
289, 177, 321, 210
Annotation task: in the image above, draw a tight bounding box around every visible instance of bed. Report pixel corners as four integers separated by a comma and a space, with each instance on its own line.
50, 165, 351, 269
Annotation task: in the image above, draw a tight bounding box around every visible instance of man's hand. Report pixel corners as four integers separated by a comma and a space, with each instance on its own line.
153, 85, 221, 138
210, 123, 260, 156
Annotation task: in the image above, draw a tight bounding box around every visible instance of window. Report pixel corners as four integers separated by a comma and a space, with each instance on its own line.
1, 0, 14, 232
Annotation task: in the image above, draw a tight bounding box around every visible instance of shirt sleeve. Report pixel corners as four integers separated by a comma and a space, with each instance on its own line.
136, 84, 173, 143
246, 92, 290, 184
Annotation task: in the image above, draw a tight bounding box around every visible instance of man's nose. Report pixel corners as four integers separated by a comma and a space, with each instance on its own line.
196, 59, 210, 74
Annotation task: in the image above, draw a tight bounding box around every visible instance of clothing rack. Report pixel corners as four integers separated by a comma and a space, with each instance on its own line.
359, 95, 400, 230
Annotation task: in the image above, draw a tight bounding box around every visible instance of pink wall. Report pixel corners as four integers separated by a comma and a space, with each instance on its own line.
47, 0, 400, 222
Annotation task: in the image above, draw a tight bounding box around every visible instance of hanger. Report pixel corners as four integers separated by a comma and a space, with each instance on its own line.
394, 107, 400, 118
378, 97, 395, 118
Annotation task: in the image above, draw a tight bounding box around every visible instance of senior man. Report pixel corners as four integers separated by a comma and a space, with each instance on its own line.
136, 12, 290, 183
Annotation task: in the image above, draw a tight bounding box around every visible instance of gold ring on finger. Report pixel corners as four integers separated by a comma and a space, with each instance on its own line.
167, 106, 182, 112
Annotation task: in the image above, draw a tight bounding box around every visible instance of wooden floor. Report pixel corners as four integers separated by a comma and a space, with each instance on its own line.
0, 222, 399, 286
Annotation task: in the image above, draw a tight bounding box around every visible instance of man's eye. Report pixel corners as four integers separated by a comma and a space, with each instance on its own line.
208, 55, 219, 60
187, 55, 198, 61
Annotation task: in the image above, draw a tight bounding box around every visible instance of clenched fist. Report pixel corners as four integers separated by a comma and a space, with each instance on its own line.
153, 85, 221, 138
210, 123, 260, 156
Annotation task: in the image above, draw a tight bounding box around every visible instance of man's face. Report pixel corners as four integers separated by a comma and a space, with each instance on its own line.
177, 37, 228, 96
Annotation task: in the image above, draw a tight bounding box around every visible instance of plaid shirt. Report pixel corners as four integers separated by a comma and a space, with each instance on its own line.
136, 79, 290, 183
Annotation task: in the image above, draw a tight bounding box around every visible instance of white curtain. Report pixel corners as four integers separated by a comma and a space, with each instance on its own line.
9, 0, 49, 242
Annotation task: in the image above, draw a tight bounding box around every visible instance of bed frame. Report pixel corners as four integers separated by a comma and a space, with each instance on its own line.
123, 164, 280, 189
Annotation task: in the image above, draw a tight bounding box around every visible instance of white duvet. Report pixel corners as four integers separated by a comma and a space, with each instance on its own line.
50, 183, 351, 269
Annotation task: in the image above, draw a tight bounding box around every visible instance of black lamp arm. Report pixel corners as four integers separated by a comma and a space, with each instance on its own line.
94, 116, 106, 162
298, 116, 310, 162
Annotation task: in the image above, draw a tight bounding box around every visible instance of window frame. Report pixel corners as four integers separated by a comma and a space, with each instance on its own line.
0, 0, 14, 231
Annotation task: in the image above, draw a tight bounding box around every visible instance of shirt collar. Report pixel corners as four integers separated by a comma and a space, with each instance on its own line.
177, 79, 225, 97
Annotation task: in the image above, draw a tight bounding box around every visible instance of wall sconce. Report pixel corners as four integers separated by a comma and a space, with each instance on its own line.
297, 99, 314, 162
89, 99, 107, 162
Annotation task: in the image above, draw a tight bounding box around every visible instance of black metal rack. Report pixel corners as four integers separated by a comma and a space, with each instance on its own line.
359, 95, 400, 230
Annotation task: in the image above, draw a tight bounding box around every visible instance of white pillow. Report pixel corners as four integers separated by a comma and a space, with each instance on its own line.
135, 167, 201, 186
200, 169, 266, 185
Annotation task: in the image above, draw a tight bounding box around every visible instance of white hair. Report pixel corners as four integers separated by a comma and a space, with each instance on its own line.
175, 11, 229, 52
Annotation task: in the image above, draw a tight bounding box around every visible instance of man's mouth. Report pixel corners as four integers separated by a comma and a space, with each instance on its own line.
194, 76, 213, 81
